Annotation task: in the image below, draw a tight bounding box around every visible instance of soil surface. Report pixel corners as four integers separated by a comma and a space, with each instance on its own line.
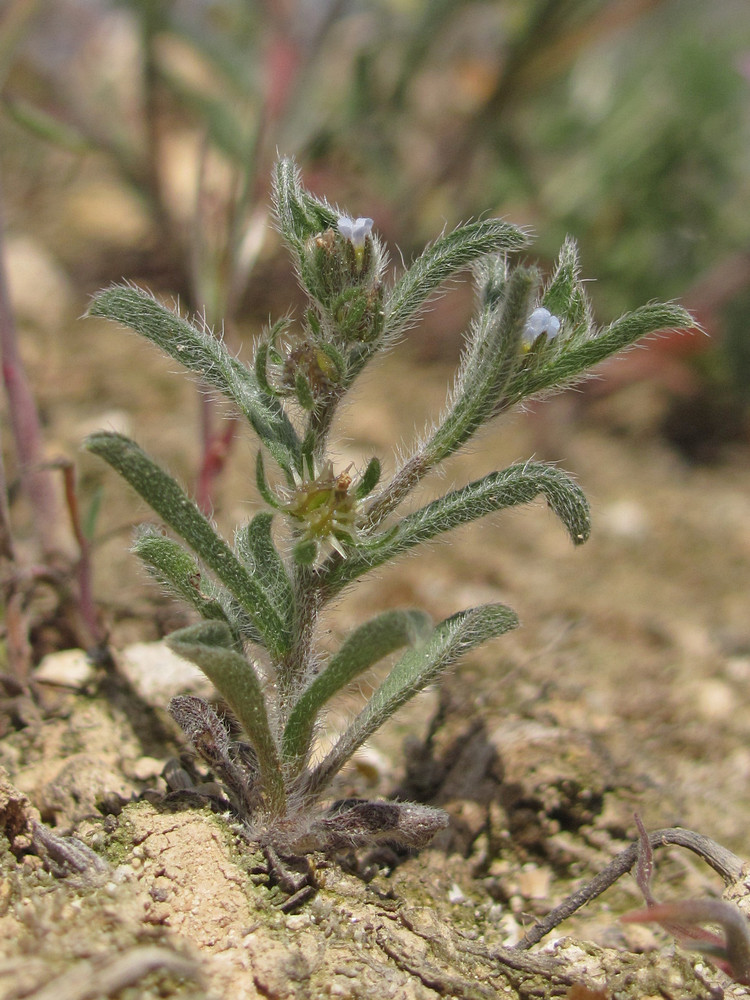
3, 249, 750, 998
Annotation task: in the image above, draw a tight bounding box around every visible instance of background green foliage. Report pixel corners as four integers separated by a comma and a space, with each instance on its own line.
0, 0, 748, 476
2, 0, 747, 316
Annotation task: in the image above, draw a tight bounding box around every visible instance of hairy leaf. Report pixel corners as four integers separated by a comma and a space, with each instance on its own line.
132, 527, 237, 637
541, 236, 587, 326
273, 157, 338, 252
302, 604, 518, 797
384, 219, 529, 338
425, 266, 536, 465
282, 609, 432, 772
86, 432, 292, 656
88, 285, 300, 472
325, 462, 590, 593
507, 302, 696, 402
355, 456, 382, 499
168, 622, 285, 812
233, 512, 295, 628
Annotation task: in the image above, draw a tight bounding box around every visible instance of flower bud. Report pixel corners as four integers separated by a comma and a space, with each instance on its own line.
297, 215, 384, 345
282, 461, 360, 558
280, 339, 340, 399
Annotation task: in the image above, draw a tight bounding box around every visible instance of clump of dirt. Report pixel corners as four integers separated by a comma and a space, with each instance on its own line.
1, 657, 748, 998
0, 789, 732, 1000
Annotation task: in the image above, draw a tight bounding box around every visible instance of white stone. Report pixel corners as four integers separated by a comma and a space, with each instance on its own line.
35, 648, 95, 688
117, 640, 213, 703
517, 865, 551, 899
5, 235, 75, 330
128, 756, 167, 781
448, 883, 466, 903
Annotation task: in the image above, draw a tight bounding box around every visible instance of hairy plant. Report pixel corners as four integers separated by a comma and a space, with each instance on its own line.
86, 158, 692, 852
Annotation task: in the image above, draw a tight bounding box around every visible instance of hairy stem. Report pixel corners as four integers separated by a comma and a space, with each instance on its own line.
276, 564, 322, 723
364, 452, 431, 531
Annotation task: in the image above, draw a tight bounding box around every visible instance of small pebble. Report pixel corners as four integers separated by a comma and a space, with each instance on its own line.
448, 883, 466, 904
128, 756, 167, 782
117, 641, 213, 702
517, 865, 551, 900
35, 649, 95, 689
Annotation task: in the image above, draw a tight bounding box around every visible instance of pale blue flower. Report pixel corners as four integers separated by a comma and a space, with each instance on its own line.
337, 215, 374, 249
523, 307, 561, 348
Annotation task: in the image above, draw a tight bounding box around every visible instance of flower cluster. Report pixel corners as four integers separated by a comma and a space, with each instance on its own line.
281, 461, 360, 561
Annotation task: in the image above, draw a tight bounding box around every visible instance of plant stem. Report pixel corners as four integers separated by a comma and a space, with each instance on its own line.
364, 452, 431, 531
54, 459, 106, 651
277, 564, 322, 722
0, 426, 14, 563
195, 416, 237, 515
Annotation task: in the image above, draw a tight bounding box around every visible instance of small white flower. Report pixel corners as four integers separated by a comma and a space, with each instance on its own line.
337, 215, 374, 249
523, 307, 561, 348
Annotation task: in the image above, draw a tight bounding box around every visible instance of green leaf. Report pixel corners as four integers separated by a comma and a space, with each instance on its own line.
355, 456, 382, 500
282, 609, 432, 772
384, 219, 529, 339
168, 622, 285, 812
82, 485, 103, 541
255, 451, 283, 509
425, 265, 536, 465
507, 302, 696, 402
273, 157, 338, 252
292, 538, 318, 565
541, 236, 586, 324
302, 604, 518, 797
294, 371, 315, 410
325, 462, 591, 594
316, 340, 347, 379
132, 527, 238, 637
156, 66, 251, 163
87, 285, 300, 472
233, 513, 295, 628
254, 340, 275, 396
86, 432, 292, 656
3, 96, 94, 154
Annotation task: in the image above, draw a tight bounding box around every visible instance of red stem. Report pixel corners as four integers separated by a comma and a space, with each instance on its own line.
55, 459, 106, 649
195, 417, 237, 514
0, 169, 64, 561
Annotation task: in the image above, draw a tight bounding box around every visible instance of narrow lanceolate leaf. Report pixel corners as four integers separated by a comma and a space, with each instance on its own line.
425, 266, 536, 466
281, 609, 433, 772
541, 236, 589, 329
273, 157, 338, 252
255, 451, 284, 509
384, 219, 529, 339
355, 456, 382, 500
507, 302, 697, 402
86, 432, 292, 656
301, 604, 518, 798
87, 285, 300, 472
324, 462, 590, 594
168, 622, 285, 813
234, 513, 295, 629
132, 527, 237, 638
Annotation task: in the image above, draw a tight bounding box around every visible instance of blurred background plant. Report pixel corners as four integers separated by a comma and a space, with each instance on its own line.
0, 0, 748, 671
